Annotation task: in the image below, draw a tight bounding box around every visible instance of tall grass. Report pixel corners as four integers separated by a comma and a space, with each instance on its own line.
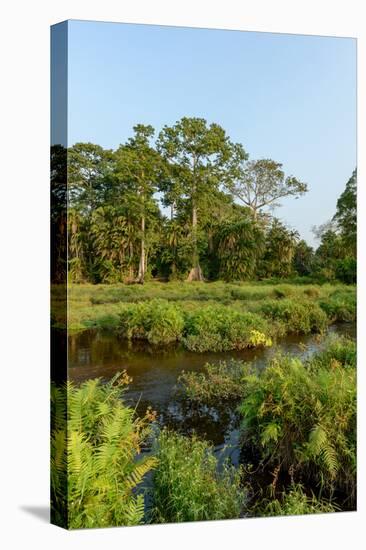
151, 430, 245, 523
178, 360, 249, 403
256, 484, 337, 517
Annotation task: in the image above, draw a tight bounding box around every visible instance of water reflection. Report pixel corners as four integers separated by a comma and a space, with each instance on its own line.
67, 323, 355, 462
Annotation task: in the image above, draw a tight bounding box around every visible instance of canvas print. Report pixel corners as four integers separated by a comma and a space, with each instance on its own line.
51, 20, 357, 529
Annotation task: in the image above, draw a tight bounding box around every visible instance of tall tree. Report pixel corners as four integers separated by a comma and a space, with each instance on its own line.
114, 125, 164, 283
333, 168, 357, 256
157, 117, 247, 281
293, 239, 314, 276
226, 158, 308, 220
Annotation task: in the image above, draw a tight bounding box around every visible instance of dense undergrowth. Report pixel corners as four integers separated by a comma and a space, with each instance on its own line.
178, 335, 356, 510
239, 336, 356, 502
151, 431, 246, 523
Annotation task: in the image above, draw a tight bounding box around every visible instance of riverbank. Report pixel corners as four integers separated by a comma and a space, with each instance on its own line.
53, 282, 356, 348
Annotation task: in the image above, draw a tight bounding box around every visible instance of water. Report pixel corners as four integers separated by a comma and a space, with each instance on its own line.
67, 323, 355, 464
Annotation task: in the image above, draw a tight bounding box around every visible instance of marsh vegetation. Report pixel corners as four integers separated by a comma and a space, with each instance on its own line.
51, 119, 356, 527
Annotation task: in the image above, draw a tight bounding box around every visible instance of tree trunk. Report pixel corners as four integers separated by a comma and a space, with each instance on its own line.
136, 213, 145, 284
128, 241, 134, 281
187, 198, 204, 281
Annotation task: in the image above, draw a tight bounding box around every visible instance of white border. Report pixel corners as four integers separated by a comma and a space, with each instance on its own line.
1, 1, 365, 549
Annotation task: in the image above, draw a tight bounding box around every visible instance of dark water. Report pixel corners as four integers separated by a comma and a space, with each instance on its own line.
67, 323, 355, 465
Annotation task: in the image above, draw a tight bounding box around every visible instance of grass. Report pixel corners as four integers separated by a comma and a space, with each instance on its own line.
255, 484, 337, 517
151, 430, 246, 523
178, 360, 249, 403
56, 281, 355, 351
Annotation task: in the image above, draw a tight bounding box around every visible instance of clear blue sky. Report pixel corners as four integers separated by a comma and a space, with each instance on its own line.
67, 20, 356, 247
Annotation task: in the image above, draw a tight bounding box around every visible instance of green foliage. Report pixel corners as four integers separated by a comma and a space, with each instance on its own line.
259, 219, 299, 278
152, 431, 245, 523
118, 299, 185, 345
335, 257, 357, 284
293, 240, 315, 276
215, 218, 265, 281
184, 305, 272, 352
257, 484, 337, 517
260, 298, 328, 334
319, 289, 356, 322
333, 169, 356, 257
65, 127, 355, 286
51, 373, 157, 529
178, 360, 250, 404
61, 282, 356, 336
239, 337, 356, 500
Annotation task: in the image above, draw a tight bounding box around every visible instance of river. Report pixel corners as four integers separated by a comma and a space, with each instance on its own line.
66, 322, 355, 467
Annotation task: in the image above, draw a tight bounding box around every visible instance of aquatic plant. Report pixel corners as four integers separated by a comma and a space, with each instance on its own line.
178, 360, 250, 403
184, 305, 272, 352
118, 299, 185, 345
51, 373, 157, 529
152, 430, 245, 523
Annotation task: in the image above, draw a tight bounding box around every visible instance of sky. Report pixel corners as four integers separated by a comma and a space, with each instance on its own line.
66, 20, 356, 247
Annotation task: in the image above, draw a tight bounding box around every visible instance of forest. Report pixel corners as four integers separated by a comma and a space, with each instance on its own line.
57, 117, 356, 286
51, 117, 357, 529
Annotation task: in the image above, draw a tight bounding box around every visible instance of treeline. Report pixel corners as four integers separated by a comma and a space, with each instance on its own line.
51, 117, 356, 284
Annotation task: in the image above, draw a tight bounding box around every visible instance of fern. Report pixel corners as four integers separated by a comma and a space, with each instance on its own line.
51, 372, 156, 529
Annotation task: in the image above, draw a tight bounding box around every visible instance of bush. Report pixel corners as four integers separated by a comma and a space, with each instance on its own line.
239, 337, 356, 501
178, 360, 250, 404
152, 431, 245, 523
51, 373, 157, 529
257, 484, 337, 517
118, 299, 185, 345
320, 289, 356, 322
184, 305, 272, 352
260, 299, 328, 334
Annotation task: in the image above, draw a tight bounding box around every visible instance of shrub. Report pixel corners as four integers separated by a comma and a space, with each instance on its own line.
184, 305, 272, 352
178, 360, 250, 404
257, 484, 337, 517
51, 373, 157, 529
320, 289, 356, 322
118, 299, 185, 345
152, 431, 245, 523
239, 337, 356, 501
260, 299, 328, 334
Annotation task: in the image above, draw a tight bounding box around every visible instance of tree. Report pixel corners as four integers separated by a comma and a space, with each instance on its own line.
333, 169, 356, 256
157, 117, 247, 281
114, 125, 164, 283
68, 142, 114, 211
260, 219, 299, 278
226, 158, 308, 220
293, 240, 315, 276
216, 217, 265, 281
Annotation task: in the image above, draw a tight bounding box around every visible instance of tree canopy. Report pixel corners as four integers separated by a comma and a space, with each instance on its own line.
60, 118, 356, 285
